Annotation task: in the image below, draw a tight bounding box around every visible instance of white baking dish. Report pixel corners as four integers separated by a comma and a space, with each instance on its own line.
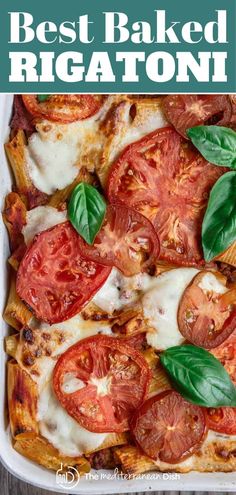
0, 94, 236, 493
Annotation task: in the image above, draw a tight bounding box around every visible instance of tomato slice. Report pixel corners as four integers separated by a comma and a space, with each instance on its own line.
53, 334, 151, 433
130, 390, 207, 463
178, 271, 236, 349
22, 95, 104, 123
77, 205, 160, 276
107, 127, 225, 266
16, 222, 111, 324
121, 332, 147, 350
207, 332, 236, 434
207, 407, 236, 435
211, 331, 236, 384
163, 95, 232, 137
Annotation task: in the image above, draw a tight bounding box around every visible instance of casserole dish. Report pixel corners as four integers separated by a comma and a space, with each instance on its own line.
1, 94, 236, 493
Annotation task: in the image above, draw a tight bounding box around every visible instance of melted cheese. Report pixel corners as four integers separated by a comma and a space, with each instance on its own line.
142, 268, 199, 350
25, 97, 113, 194
92, 268, 157, 314
38, 382, 107, 456
154, 454, 194, 471
104, 99, 168, 171
19, 315, 112, 388
198, 272, 227, 294
115, 102, 167, 156
206, 430, 236, 444
92, 269, 124, 313
22, 206, 67, 245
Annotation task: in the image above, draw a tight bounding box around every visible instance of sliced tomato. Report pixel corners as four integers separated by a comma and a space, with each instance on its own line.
121, 332, 147, 350
207, 332, 236, 434
178, 271, 236, 349
16, 222, 111, 324
207, 407, 236, 435
130, 390, 207, 463
163, 95, 232, 137
107, 127, 225, 266
211, 331, 236, 384
77, 205, 160, 276
53, 334, 151, 433
22, 95, 104, 123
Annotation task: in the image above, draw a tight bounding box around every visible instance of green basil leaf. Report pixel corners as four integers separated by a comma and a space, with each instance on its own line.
187, 126, 236, 168
160, 344, 236, 408
37, 94, 50, 102
68, 182, 106, 245
202, 171, 236, 261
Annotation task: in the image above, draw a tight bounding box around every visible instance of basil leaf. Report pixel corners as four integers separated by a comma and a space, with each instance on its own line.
160, 345, 236, 408
187, 126, 236, 168
202, 171, 236, 261
68, 182, 106, 245
37, 94, 50, 102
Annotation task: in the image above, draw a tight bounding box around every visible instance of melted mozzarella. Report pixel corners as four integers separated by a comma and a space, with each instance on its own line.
154, 454, 194, 471
22, 206, 67, 245
26, 130, 80, 194
92, 268, 157, 314
205, 430, 236, 443
92, 269, 124, 313
22, 315, 112, 388
143, 268, 199, 350
104, 100, 168, 171
198, 272, 227, 294
38, 382, 107, 456
115, 102, 167, 156
38, 314, 113, 345
25, 98, 113, 195
34, 312, 112, 348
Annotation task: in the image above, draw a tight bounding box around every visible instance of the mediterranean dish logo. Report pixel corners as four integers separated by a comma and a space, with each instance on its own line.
55, 464, 180, 489
8, 9, 228, 84
56, 463, 80, 490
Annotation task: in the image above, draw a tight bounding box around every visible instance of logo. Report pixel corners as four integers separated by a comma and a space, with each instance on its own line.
56, 463, 80, 489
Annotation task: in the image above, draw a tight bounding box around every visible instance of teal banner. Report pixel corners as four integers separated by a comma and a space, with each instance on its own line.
0, 0, 236, 93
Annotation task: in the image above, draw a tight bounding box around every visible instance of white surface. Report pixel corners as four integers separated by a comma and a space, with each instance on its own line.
1, 94, 236, 493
